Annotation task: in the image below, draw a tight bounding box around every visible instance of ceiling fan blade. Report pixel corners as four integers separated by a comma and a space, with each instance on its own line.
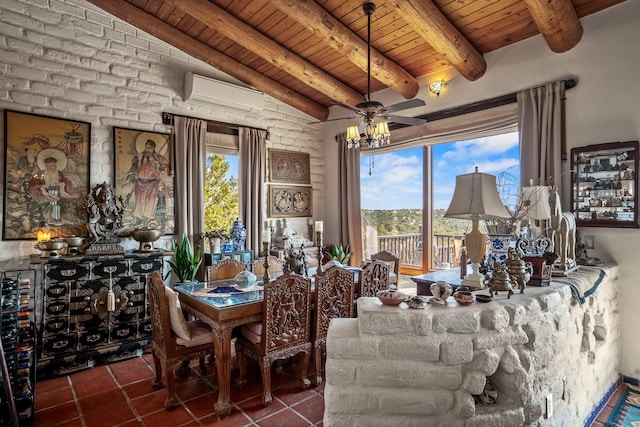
385, 99, 426, 113
334, 102, 363, 114
307, 116, 360, 125
385, 115, 426, 126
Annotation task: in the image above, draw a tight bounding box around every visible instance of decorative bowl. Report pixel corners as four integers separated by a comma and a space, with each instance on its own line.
376, 288, 407, 306
37, 240, 66, 252
234, 270, 257, 289
61, 236, 85, 247
130, 228, 163, 251
453, 291, 474, 306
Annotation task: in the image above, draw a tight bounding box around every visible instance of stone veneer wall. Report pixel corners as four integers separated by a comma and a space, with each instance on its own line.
0, 0, 323, 262
324, 265, 620, 427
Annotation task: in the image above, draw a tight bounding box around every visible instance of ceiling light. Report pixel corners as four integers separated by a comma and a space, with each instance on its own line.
345, 2, 391, 150
428, 78, 448, 96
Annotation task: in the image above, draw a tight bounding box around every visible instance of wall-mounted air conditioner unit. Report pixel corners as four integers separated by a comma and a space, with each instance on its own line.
184, 72, 263, 112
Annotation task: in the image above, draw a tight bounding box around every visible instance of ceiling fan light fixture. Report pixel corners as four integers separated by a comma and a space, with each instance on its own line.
428, 78, 448, 96
346, 125, 361, 148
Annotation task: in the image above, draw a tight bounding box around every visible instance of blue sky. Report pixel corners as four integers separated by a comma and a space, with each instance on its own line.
360, 131, 520, 210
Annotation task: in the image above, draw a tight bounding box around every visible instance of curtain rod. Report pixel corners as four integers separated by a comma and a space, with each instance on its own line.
389, 78, 577, 132
161, 112, 270, 139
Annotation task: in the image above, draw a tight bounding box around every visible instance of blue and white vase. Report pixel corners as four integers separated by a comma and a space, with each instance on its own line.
488, 234, 514, 266
230, 218, 247, 251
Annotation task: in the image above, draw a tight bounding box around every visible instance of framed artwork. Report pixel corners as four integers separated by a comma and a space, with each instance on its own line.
269, 149, 310, 184
268, 185, 312, 218
113, 127, 175, 234
3, 110, 91, 240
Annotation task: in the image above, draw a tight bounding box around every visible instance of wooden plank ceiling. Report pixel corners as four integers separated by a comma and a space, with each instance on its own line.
88, 0, 625, 121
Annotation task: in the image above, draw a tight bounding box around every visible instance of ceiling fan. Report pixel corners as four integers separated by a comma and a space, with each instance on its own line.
312, 2, 426, 142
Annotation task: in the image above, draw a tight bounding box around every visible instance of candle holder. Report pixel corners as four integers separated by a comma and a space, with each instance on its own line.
270, 226, 275, 250
262, 241, 270, 284
316, 231, 323, 273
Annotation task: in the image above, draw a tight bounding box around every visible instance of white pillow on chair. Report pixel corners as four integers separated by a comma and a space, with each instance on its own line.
165, 286, 191, 341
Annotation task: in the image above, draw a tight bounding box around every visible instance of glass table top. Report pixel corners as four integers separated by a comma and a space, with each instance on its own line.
175, 280, 264, 308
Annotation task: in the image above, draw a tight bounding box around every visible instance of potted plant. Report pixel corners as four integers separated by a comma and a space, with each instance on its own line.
165, 234, 202, 283
324, 243, 352, 265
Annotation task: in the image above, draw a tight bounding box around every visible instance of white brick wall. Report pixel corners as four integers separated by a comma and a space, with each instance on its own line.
0, 0, 324, 261
324, 266, 620, 427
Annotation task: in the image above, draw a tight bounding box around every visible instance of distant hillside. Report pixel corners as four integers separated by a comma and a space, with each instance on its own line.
362, 209, 469, 237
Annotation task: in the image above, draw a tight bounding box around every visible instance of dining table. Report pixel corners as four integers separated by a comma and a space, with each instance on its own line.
175, 280, 265, 418
174, 266, 361, 418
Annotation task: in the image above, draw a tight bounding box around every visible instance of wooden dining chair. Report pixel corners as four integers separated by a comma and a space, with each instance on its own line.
147, 272, 214, 409
206, 258, 246, 281
311, 265, 355, 385
359, 259, 390, 297
251, 255, 284, 275
235, 273, 312, 406
371, 250, 400, 287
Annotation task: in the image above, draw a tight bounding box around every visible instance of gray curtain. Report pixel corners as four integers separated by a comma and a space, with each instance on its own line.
173, 116, 207, 243
239, 127, 267, 255
518, 81, 565, 205
337, 133, 363, 267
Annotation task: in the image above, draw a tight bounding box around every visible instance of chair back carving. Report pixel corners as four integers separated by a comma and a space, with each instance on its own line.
314, 266, 355, 342
263, 273, 312, 355
206, 258, 246, 281
148, 271, 173, 350
359, 260, 390, 297
371, 250, 400, 280
251, 255, 284, 275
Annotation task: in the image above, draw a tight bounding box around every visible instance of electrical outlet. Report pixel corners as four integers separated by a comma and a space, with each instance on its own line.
546, 394, 553, 418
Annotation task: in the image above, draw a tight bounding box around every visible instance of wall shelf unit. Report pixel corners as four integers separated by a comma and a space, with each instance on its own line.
571, 141, 639, 228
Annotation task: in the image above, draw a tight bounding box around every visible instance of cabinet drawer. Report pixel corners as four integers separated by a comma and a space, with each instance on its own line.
43, 333, 77, 355
129, 257, 163, 275
43, 317, 69, 334
110, 323, 137, 341
45, 283, 69, 298
45, 263, 90, 282
92, 259, 128, 279
78, 328, 109, 349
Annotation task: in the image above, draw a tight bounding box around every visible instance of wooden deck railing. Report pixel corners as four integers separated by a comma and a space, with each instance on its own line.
378, 233, 463, 270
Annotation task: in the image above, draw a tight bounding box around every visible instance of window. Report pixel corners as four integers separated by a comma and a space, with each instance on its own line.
360, 131, 519, 274
203, 131, 240, 240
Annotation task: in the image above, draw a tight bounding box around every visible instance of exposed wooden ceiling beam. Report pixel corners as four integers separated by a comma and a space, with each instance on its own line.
523, 0, 583, 53
165, 0, 365, 107
269, 0, 419, 100
389, 0, 487, 81
87, 0, 329, 120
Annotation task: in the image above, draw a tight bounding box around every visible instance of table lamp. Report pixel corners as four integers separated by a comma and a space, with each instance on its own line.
445, 167, 511, 289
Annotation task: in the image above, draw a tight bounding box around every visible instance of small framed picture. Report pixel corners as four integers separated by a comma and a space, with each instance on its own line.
3, 110, 91, 240
268, 149, 310, 184
268, 185, 312, 218
113, 127, 175, 234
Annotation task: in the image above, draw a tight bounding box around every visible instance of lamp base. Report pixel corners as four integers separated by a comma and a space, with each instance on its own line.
462, 270, 486, 289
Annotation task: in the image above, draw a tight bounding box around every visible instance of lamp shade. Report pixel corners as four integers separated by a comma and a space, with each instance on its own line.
444, 168, 511, 220
518, 186, 551, 220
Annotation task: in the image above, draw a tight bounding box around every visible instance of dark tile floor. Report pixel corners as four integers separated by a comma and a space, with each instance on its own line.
34, 351, 325, 426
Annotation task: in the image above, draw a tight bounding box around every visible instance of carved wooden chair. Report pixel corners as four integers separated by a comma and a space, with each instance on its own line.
251, 255, 284, 275
235, 273, 312, 405
147, 271, 214, 409
359, 259, 390, 298
371, 250, 400, 287
206, 258, 246, 281
311, 265, 355, 385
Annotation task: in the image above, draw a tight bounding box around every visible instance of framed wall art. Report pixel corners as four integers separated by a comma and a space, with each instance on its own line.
269, 149, 310, 184
3, 109, 91, 240
268, 185, 312, 218
113, 127, 175, 234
